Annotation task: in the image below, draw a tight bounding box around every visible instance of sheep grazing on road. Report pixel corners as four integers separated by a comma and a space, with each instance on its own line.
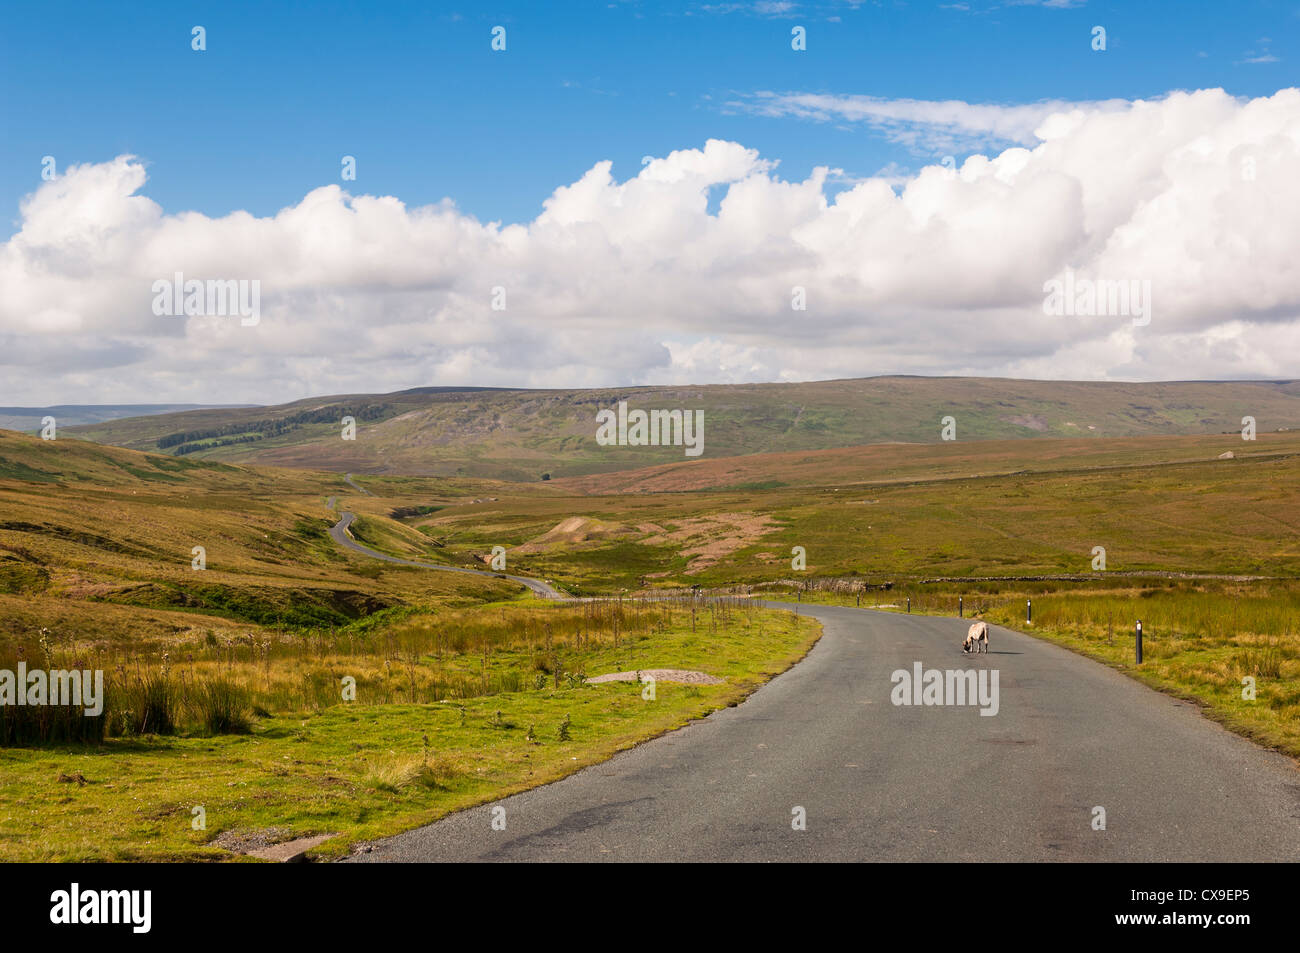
963, 621, 989, 654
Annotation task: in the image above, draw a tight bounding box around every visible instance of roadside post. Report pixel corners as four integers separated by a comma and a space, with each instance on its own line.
907, 597, 911, 613
1135, 620, 1143, 664
959, 596, 963, 618
1027, 598, 1032, 624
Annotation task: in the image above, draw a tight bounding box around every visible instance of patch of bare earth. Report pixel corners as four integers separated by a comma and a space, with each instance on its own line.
213, 828, 336, 862
639, 512, 779, 574
212, 827, 290, 853
1003, 413, 1049, 432
510, 516, 632, 556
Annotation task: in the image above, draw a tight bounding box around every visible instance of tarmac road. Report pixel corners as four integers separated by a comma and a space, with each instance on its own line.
345, 602, 1300, 862
328, 511, 563, 600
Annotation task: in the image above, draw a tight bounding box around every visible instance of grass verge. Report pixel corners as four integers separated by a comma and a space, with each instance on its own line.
0, 600, 819, 861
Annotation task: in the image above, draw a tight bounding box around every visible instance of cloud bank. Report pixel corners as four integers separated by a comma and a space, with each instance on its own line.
3, 87, 1299, 404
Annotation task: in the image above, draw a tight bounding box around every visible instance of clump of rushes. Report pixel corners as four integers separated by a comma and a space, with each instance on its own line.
191, 677, 251, 735
1236, 645, 1283, 679
557, 713, 571, 742
118, 669, 177, 736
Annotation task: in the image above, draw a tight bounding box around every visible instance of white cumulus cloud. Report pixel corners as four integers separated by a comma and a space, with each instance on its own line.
2, 87, 1299, 404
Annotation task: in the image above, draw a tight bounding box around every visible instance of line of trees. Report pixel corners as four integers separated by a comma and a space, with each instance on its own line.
157, 402, 393, 452
167, 433, 268, 455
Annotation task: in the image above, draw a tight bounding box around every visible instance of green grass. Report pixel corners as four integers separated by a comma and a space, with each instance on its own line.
0, 457, 61, 483
0, 600, 819, 861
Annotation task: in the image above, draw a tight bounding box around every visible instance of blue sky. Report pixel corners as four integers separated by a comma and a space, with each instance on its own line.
1, 0, 1292, 231
2, 1, 1298, 403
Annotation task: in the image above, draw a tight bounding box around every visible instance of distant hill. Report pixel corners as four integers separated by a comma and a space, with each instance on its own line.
66, 377, 1300, 481
0, 426, 253, 487
548, 430, 1300, 494
0, 404, 252, 432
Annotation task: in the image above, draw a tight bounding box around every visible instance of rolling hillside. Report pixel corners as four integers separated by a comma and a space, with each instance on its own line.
0, 429, 517, 649
66, 377, 1300, 481
548, 430, 1300, 494
0, 403, 251, 432
404, 431, 1300, 590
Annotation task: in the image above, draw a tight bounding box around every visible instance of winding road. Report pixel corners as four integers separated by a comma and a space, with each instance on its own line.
346, 603, 1300, 862
324, 493, 1300, 862
329, 511, 564, 599
343, 473, 372, 496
